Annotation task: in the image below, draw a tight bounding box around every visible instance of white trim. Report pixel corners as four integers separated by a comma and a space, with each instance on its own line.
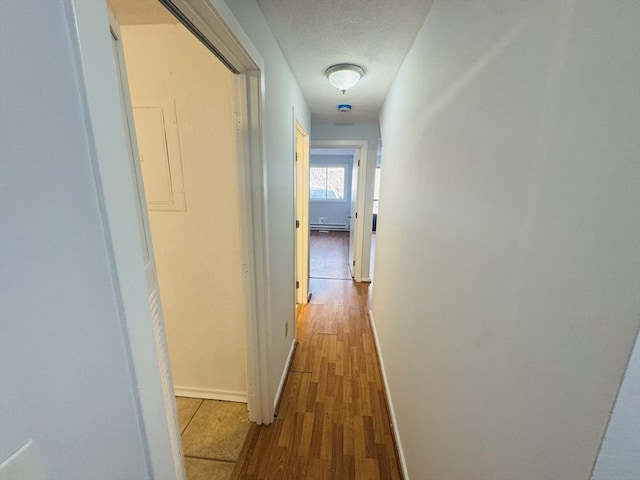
368, 309, 409, 479
273, 339, 297, 409
232, 70, 271, 425
174, 387, 248, 403
310, 140, 369, 282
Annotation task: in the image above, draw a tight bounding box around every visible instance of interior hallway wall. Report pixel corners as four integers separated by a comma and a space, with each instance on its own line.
223, 0, 311, 408
311, 122, 380, 281
373, 1, 640, 479
120, 24, 247, 399
0, 1, 149, 477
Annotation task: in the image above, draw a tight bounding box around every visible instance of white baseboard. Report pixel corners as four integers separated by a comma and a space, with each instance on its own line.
368, 309, 409, 479
274, 339, 297, 410
173, 386, 247, 403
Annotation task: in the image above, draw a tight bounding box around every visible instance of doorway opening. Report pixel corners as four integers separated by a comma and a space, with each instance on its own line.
110, 0, 247, 403
109, 0, 250, 475
72, 0, 271, 477
309, 141, 369, 286
308, 147, 356, 280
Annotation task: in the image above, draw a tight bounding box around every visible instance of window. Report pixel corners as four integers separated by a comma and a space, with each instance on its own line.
373, 167, 381, 214
310, 165, 346, 200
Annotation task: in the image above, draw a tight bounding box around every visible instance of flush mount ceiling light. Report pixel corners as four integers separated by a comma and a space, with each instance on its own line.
325, 64, 364, 94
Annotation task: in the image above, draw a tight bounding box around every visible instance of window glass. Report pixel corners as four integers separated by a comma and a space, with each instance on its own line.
310, 167, 327, 199
310, 166, 346, 200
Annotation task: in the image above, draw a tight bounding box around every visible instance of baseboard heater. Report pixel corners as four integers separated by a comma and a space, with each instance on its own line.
310, 223, 348, 231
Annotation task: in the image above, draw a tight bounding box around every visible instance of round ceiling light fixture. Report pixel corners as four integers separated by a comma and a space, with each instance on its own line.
338, 104, 352, 113
325, 64, 364, 94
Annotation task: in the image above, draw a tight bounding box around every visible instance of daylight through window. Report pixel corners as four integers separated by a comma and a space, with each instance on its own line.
310, 166, 346, 200
373, 167, 381, 214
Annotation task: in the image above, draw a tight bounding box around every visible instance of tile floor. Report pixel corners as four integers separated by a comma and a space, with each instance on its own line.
175, 397, 250, 480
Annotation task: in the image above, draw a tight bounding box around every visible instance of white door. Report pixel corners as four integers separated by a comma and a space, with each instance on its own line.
109, 15, 185, 480
348, 149, 359, 278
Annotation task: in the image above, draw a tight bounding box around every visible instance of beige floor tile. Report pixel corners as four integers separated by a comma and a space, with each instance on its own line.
175, 397, 203, 434
184, 457, 234, 480
181, 400, 250, 461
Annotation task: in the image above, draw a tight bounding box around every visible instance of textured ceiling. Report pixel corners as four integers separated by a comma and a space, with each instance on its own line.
257, 0, 433, 123
110, 0, 432, 122
109, 0, 178, 25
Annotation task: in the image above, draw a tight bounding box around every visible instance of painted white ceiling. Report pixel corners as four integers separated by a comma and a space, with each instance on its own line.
256, 0, 433, 123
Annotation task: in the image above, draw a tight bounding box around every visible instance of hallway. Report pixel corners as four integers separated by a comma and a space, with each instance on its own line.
231, 276, 401, 479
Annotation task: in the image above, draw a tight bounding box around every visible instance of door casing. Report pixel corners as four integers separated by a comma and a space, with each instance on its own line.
67, 1, 271, 478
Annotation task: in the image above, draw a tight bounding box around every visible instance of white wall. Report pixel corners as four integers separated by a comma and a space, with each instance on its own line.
223, 0, 311, 406
374, 1, 640, 479
592, 329, 640, 480
311, 122, 379, 280
309, 154, 353, 227
120, 24, 247, 400
0, 1, 149, 478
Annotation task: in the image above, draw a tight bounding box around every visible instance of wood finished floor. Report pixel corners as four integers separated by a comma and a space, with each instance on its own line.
309, 231, 352, 280
231, 277, 402, 479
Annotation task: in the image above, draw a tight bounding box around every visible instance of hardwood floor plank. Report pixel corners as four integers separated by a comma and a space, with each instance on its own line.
320, 395, 334, 460
299, 412, 314, 456
355, 457, 380, 480
363, 415, 377, 458
342, 403, 355, 456
306, 381, 319, 413
353, 414, 367, 459
296, 372, 311, 412
375, 443, 391, 480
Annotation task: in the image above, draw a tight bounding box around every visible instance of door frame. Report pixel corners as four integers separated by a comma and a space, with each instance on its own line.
310, 140, 369, 282
294, 120, 310, 306
67, 0, 271, 478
